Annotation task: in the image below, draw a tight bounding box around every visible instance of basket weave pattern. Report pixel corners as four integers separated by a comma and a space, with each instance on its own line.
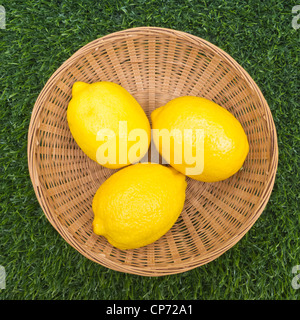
28, 27, 278, 276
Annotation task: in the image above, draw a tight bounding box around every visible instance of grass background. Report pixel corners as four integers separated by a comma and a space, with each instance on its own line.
0, 0, 299, 300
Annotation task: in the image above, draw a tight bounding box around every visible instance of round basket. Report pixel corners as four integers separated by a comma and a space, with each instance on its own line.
28, 27, 278, 276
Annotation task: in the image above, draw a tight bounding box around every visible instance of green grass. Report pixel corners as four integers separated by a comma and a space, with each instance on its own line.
1, 0, 299, 300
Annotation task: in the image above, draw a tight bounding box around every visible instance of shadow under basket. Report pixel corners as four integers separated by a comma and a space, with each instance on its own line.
28, 27, 278, 276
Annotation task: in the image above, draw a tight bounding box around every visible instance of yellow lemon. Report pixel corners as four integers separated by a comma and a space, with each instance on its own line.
92, 163, 187, 250
67, 81, 151, 169
151, 96, 249, 182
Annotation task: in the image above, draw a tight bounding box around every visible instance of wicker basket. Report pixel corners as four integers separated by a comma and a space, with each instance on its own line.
28, 27, 278, 276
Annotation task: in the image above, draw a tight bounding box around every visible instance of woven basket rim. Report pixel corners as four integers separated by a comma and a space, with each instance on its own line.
27, 27, 278, 276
